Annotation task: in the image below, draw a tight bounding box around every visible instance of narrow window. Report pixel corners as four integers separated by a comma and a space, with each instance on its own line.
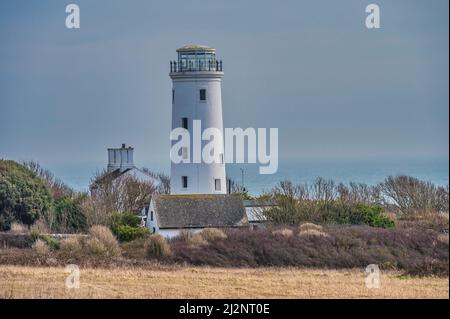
172, 89, 175, 104
152, 227, 156, 233
150, 211, 154, 221
215, 179, 221, 191
182, 176, 188, 188
181, 117, 188, 129
199, 89, 206, 101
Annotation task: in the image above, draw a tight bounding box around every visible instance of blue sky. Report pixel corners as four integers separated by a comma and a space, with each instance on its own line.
0, 0, 448, 168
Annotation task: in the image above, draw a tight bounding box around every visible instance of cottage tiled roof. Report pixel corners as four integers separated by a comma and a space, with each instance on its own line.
153, 194, 248, 229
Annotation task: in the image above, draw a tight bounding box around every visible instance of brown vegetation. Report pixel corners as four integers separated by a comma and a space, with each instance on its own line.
0, 266, 447, 298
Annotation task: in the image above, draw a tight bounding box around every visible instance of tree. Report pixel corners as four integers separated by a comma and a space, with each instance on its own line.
52, 194, 88, 233
380, 175, 449, 215
0, 160, 52, 230
22, 161, 73, 200
86, 170, 157, 227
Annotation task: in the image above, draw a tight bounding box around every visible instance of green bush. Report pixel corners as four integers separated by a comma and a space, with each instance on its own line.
54, 195, 87, 232
113, 224, 150, 242
111, 212, 149, 242
266, 197, 395, 228
111, 212, 141, 228
31, 230, 60, 250
0, 160, 52, 230
358, 205, 395, 228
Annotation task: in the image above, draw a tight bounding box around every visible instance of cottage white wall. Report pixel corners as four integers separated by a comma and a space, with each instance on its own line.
170, 72, 226, 195
158, 228, 202, 239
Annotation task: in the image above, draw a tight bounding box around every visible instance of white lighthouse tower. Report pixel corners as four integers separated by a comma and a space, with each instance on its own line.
169, 44, 227, 194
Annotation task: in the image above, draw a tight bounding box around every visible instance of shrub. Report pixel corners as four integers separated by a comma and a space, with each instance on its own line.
113, 225, 150, 242
380, 175, 449, 214
188, 234, 209, 247
111, 212, 141, 228
437, 234, 449, 245
299, 223, 323, 232
0, 160, 52, 230
84, 237, 109, 256
299, 228, 329, 238
272, 228, 294, 237
357, 205, 395, 228
174, 230, 194, 242
30, 229, 60, 250
199, 228, 227, 241
53, 195, 87, 233
88, 225, 120, 256
167, 226, 448, 276
0, 233, 33, 248
32, 239, 50, 255
60, 237, 83, 254
398, 210, 449, 232
9, 222, 28, 234
30, 220, 50, 235
145, 235, 171, 259
110, 212, 149, 242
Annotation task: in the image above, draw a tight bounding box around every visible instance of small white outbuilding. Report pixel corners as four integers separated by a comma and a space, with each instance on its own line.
145, 194, 249, 238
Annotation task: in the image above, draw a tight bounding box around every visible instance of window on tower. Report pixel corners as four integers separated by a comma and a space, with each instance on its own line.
199, 89, 206, 101
182, 176, 188, 188
181, 117, 188, 129
215, 179, 221, 191
172, 89, 175, 104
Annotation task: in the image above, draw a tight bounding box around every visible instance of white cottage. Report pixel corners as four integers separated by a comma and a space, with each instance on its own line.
145, 194, 249, 238
91, 144, 161, 216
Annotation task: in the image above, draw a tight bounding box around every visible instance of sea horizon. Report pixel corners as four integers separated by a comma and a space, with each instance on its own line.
36, 156, 449, 196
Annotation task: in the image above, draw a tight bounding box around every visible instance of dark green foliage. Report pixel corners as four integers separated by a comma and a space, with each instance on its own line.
265, 199, 395, 228
0, 233, 34, 248
111, 212, 149, 242
53, 195, 87, 232
0, 160, 52, 230
112, 212, 141, 228
113, 225, 149, 242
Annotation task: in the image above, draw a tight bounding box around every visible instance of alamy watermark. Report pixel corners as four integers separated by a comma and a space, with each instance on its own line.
65, 264, 80, 289
170, 120, 278, 174
365, 264, 381, 289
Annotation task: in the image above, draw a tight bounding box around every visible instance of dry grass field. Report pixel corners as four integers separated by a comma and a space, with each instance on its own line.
0, 265, 448, 299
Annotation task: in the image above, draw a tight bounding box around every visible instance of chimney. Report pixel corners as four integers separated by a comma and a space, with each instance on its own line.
107, 144, 134, 172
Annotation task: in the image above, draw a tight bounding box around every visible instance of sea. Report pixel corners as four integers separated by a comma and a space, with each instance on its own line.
47, 157, 449, 196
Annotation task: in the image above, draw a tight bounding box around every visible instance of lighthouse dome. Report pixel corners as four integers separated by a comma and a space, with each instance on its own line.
176, 44, 216, 52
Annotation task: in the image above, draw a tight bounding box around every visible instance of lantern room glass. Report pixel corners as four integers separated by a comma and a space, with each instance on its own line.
178, 51, 217, 71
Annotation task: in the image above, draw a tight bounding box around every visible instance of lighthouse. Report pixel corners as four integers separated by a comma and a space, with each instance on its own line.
169, 45, 227, 194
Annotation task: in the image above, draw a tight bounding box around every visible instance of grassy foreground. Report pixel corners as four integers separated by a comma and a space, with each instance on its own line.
0, 266, 448, 299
